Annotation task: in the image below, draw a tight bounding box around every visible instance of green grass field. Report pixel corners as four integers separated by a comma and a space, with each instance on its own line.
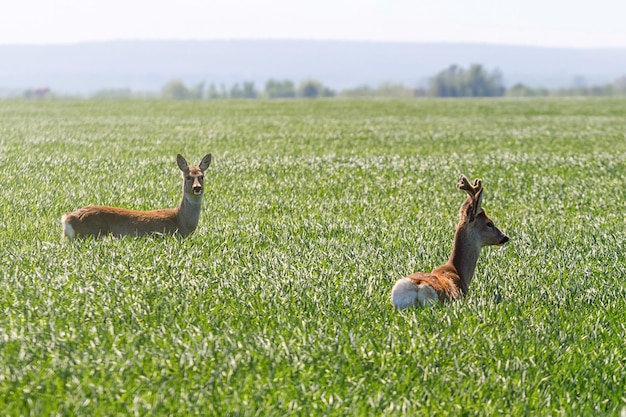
0, 98, 625, 415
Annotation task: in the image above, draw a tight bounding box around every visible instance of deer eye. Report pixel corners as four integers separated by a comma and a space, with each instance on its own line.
486, 221, 494, 228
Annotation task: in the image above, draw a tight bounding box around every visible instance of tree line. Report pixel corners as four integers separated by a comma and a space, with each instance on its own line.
156, 65, 626, 99
159, 79, 335, 100
157, 65, 509, 99
20, 64, 626, 100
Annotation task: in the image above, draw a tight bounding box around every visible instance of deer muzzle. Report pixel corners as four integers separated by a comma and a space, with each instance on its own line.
192, 181, 202, 195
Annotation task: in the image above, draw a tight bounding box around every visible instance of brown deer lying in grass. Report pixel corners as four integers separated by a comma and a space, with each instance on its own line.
391, 174, 509, 309
61, 153, 212, 239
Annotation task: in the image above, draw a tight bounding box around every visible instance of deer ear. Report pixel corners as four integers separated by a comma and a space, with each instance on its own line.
177, 154, 189, 172
199, 154, 212, 171
464, 201, 476, 223
474, 187, 484, 216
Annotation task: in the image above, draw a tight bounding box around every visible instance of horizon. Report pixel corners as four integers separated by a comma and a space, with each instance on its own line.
2, 40, 625, 96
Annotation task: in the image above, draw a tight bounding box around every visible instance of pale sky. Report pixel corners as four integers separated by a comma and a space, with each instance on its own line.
1, 0, 625, 48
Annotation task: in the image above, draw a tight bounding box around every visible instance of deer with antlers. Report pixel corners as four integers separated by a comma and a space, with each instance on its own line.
61, 153, 212, 239
391, 174, 509, 309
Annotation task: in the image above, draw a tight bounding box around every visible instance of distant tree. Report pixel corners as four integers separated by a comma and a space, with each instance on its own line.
227, 81, 257, 99
162, 80, 189, 99
298, 79, 335, 98
242, 81, 257, 99
429, 64, 504, 97
265, 79, 296, 98
506, 83, 549, 97
190, 82, 205, 99
322, 87, 335, 98
429, 65, 464, 97
553, 83, 615, 97
506, 83, 550, 97
465, 64, 504, 96
207, 83, 223, 99
220, 84, 228, 98
613, 76, 626, 95
161, 80, 204, 100
590, 85, 613, 96
229, 83, 243, 99
299, 79, 322, 98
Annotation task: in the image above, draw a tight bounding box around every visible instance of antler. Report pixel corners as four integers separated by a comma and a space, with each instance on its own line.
457, 174, 482, 197
457, 174, 484, 221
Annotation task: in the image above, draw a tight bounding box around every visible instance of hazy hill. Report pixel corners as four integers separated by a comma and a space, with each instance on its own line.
1, 40, 625, 95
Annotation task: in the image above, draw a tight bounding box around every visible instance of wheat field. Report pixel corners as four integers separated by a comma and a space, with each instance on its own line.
0, 98, 625, 415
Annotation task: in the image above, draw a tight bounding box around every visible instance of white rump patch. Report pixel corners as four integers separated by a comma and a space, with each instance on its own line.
61, 214, 75, 239
391, 278, 439, 310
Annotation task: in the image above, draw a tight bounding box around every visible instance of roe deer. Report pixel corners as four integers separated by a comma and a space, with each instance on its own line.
391, 174, 509, 309
61, 153, 212, 239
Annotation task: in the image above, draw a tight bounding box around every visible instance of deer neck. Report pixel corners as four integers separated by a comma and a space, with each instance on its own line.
446, 224, 482, 294
176, 192, 203, 236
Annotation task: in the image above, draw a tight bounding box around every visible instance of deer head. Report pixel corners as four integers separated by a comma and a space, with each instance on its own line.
178, 153, 212, 198
457, 174, 508, 246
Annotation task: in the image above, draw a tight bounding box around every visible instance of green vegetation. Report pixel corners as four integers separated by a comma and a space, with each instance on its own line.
158, 78, 335, 100
153, 71, 626, 99
0, 98, 625, 415
428, 64, 504, 97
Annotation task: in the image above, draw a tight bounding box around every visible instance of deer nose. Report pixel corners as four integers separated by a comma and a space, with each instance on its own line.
500, 236, 510, 245
192, 179, 203, 194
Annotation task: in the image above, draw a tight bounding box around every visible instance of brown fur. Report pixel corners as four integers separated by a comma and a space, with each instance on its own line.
391, 174, 509, 308
62, 153, 211, 239
63, 206, 181, 237
406, 264, 464, 303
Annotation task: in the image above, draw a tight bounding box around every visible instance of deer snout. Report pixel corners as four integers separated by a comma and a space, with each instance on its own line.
192, 179, 203, 195
499, 235, 510, 245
